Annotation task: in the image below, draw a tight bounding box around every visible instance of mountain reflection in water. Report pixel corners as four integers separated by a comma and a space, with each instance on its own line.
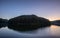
0, 25, 60, 38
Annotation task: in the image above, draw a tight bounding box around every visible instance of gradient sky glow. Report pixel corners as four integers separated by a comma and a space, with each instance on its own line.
0, 0, 60, 21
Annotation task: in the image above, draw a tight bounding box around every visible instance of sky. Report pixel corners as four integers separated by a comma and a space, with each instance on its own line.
0, 0, 60, 21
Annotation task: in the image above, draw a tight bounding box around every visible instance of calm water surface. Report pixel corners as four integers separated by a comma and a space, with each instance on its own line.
0, 25, 60, 38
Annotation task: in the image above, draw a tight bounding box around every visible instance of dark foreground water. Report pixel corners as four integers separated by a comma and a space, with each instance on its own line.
0, 25, 60, 38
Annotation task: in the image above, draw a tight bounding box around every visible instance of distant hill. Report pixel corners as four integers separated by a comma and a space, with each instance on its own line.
51, 20, 60, 26
8, 15, 51, 31
0, 18, 8, 28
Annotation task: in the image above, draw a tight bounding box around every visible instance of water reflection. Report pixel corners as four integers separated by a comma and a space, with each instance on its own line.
8, 25, 51, 32
50, 25, 60, 36
0, 25, 60, 38
8, 25, 60, 36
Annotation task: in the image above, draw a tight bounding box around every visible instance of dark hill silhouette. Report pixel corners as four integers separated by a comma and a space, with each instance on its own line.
8, 15, 51, 31
51, 20, 60, 26
0, 18, 8, 28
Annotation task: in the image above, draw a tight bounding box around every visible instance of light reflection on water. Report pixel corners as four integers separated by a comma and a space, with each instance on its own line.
0, 25, 60, 38
50, 25, 60, 36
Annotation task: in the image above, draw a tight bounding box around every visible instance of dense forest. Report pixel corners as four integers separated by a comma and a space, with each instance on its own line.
8, 15, 51, 31
0, 15, 60, 31
0, 18, 8, 28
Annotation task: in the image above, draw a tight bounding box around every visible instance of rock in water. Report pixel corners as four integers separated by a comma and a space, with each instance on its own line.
8, 15, 51, 31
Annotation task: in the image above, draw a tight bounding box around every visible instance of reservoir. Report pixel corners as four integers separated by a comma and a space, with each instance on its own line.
0, 25, 60, 38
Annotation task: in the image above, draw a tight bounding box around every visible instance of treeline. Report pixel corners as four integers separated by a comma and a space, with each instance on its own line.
51, 20, 60, 26
8, 15, 51, 31
0, 18, 8, 28
0, 15, 60, 31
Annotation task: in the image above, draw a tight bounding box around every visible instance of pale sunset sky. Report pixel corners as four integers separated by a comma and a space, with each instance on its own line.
0, 0, 60, 21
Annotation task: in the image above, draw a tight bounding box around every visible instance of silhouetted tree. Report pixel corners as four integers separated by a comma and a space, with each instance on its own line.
8, 15, 51, 31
